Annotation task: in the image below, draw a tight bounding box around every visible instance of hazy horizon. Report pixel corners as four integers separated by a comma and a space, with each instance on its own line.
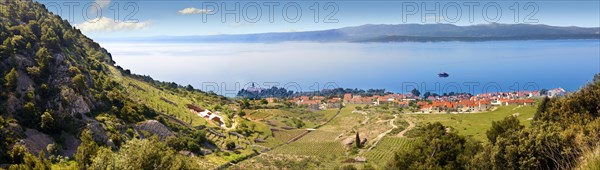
101, 39, 600, 97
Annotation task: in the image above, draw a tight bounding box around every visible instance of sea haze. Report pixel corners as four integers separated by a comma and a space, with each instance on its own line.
100, 40, 600, 96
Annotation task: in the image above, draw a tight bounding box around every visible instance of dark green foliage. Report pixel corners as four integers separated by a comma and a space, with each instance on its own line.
4, 68, 18, 90
486, 115, 524, 144
385, 122, 480, 170
21, 102, 40, 127
411, 88, 420, 97
340, 164, 357, 170
8, 145, 28, 164
40, 26, 60, 52
534, 96, 550, 120
291, 117, 305, 128
540, 80, 599, 124
8, 149, 52, 170
0, 116, 17, 163
185, 84, 194, 91
237, 87, 392, 99
240, 99, 250, 109
40, 111, 55, 132
71, 74, 87, 92
238, 111, 246, 117
165, 129, 207, 154
46, 143, 58, 156
34, 47, 52, 74
75, 129, 98, 169
355, 132, 361, 148
226, 141, 236, 150
260, 98, 268, 105
90, 137, 189, 169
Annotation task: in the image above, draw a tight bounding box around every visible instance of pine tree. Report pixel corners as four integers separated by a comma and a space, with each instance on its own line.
40, 111, 54, 132
4, 68, 18, 90
355, 132, 361, 148
75, 129, 98, 169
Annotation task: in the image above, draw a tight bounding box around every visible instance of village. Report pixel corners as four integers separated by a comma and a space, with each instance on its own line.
281, 88, 566, 114
182, 87, 567, 129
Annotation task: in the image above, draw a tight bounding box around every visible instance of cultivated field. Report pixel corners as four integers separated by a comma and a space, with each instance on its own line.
234, 104, 538, 169
364, 137, 416, 168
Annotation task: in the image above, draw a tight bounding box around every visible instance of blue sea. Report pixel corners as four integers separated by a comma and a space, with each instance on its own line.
101, 40, 600, 96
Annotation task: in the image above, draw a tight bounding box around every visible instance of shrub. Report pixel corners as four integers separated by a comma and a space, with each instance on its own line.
4, 68, 18, 90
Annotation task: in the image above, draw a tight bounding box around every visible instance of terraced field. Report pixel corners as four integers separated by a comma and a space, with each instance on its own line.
247, 109, 288, 120
262, 129, 308, 147
271, 130, 346, 157
364, 137, 416, 167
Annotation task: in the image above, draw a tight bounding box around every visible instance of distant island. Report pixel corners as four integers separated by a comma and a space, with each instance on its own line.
102, 23, 600, 43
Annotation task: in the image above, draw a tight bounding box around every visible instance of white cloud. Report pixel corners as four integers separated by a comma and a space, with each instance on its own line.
178, 7, 213, 15
75, 17, 151, 32
95, 0, 111, 8
90, 0, 111, 14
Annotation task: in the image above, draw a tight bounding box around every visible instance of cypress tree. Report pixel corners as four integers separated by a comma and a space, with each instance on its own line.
355, 132, 361, 148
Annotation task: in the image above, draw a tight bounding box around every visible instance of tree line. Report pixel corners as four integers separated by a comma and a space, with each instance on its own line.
237, 87, 391, 99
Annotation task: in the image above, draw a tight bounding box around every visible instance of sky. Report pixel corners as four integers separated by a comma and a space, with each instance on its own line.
34, 0, 600, 39
27, 0, 600, 96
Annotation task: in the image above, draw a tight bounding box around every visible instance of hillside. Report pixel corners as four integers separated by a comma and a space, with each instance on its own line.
0, 0, 246, 168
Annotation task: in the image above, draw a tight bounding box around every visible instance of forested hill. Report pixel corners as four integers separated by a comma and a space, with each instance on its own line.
0, 0, 230, 168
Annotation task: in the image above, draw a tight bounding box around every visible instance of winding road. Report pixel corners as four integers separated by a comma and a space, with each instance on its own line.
397, 118, 415, 137
367, 114, 398, 151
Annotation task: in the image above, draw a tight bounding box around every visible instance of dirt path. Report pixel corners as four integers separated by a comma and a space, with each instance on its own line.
352, 110, 369, 124
397, 118, 415, 137
367, 114, 397, 151
223, 115, 238, 131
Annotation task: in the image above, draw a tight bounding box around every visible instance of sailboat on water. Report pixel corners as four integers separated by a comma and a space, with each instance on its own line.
438, 72, 449, 78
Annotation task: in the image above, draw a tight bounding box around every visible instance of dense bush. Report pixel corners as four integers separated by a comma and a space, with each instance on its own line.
90, 137, 189, 169
385, 122, 481, 170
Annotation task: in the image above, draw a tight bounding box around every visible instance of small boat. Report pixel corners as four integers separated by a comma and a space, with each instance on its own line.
438, 72, 449, 78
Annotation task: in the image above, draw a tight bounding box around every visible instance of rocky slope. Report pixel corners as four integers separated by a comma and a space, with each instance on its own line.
0, 0, 230, 165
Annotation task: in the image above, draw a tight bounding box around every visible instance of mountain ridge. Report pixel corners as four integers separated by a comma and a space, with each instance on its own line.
99, 23, 600, 43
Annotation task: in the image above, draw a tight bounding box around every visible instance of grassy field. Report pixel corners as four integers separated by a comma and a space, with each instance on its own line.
404, 105, 537, 141
248, 108, 339, 129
